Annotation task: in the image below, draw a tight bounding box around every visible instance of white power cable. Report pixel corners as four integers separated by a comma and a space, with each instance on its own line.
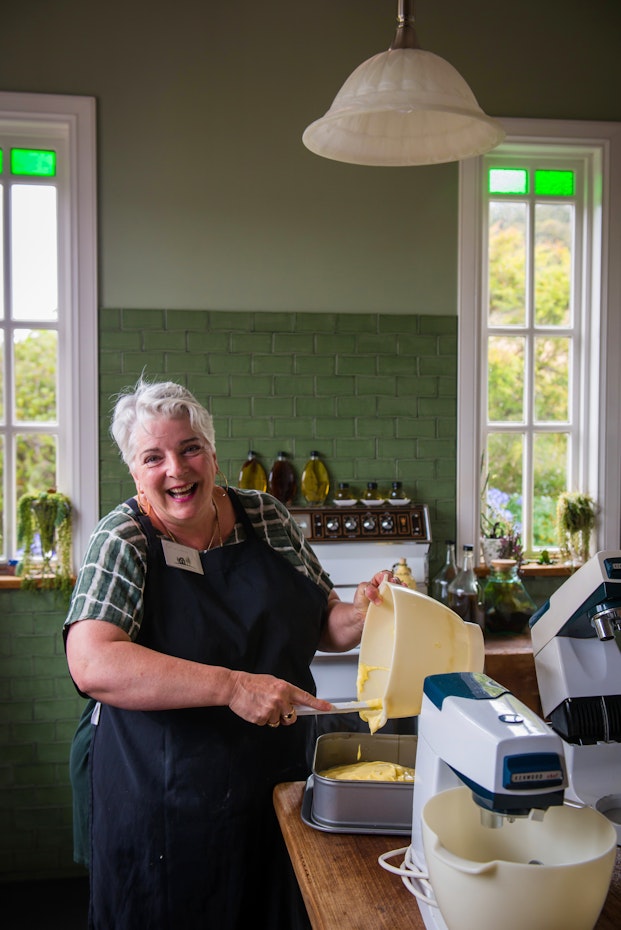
378, 844, 439, 907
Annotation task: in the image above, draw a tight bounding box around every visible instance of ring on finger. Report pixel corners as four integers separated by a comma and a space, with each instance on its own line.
267, 719, 280, 728
282, 708, 296, 721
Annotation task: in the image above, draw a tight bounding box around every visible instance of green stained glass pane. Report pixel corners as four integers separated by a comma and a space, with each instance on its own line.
11, 148, 56, 177
535, 170, 574, 197
489, 168, 528, 195
533, 433, 568, 547
488, 335, 525, 422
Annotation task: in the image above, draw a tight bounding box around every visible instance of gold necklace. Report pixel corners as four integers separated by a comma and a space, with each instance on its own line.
142, 494, 223, 551
205, 496, 223, 551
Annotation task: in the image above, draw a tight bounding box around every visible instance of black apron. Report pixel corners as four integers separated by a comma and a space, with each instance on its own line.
88, 490, 326, 930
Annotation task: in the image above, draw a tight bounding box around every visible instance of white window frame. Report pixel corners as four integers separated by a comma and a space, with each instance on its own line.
458, 118, 621, 557
0, 92, 98, 566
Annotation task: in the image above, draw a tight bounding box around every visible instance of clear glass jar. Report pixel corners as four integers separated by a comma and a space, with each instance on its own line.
430, 540, 459, 605
334, 482, 353, 501
483, 559, 536, 635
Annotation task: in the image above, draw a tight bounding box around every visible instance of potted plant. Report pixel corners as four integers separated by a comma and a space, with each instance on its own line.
556, 491, 597, 565
480, 473, 524, 567
16, 489, 73, 599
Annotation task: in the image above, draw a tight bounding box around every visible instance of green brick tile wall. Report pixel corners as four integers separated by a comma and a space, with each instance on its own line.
0, 589, 88, 880
99, 308, 458, 556
1, 307, 459, 881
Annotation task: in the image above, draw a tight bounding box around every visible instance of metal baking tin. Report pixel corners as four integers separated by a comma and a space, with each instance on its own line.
306, 731, 417, 834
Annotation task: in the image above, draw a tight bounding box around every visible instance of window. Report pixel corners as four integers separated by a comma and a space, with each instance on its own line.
0, 93, 98, 569
458, 119, 621, 558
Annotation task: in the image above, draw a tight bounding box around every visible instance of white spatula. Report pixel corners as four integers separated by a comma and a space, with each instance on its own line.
293, 699, 381, 716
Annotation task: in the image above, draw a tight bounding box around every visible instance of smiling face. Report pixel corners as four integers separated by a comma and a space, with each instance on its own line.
130, 414, 217, 537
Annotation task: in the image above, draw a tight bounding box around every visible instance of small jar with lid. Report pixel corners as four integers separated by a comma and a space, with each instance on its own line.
334, 482, 353, 501
363, 481, 381, 501
483, 559, 537, 635
389, 481, 405, 500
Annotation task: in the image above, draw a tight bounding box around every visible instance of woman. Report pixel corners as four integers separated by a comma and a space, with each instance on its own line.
65, 379, 396, 930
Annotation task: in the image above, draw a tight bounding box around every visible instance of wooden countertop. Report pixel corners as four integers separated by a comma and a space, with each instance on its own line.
274, 781, 621, 930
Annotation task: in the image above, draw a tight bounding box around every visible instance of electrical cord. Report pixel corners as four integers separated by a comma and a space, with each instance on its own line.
378, 844, 439, 907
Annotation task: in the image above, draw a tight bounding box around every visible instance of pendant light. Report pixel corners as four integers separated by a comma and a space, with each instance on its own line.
302, 0, 505, 167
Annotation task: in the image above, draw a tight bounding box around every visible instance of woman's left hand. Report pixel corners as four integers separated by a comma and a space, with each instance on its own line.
352, 568, 402, 618
319, 569, 404, 653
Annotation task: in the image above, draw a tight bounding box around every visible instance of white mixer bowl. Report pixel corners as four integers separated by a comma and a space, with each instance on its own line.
422, 786, 616, 930
357, 582, 484, 732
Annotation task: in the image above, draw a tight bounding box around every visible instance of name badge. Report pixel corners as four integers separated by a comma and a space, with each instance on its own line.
161, 539, 205, 574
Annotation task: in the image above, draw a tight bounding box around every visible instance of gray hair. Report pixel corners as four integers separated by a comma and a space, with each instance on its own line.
110, 378, 216, 467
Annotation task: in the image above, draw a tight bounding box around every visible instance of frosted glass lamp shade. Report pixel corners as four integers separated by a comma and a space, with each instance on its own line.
302, 48, 505, 167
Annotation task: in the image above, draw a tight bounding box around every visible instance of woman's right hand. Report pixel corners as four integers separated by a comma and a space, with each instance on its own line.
227, 670, 333, 727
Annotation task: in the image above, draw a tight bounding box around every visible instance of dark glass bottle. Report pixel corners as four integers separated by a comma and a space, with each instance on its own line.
448, 545, 483, 627
430, 540, 459, 605
237, 450, 267, 492
268, 452, 297, 506
483, 559, 537, 635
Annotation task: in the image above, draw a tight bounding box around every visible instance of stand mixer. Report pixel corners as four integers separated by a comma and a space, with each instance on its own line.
381, 670, 569, 930
529, 550, 621, 842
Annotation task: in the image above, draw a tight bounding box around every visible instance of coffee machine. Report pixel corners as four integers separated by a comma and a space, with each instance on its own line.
528, 551, 621, 842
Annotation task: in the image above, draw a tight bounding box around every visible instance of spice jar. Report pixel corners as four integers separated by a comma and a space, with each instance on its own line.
483, 559, 536, 635
391, 557, 416, 589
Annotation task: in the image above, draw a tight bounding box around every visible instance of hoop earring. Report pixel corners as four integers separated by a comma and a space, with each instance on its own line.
137, 487, 153, 518
216, 468, 229, 490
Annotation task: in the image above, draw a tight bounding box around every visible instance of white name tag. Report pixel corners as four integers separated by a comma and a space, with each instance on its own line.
161, 539, 205, 574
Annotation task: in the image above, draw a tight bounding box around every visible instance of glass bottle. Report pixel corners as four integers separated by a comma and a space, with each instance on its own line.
363, 481, 381, 501
237, 450, 267, 492
448, 545, 483, 627
301, 451, 330, 506
483, 559, 537, 635
389, 481, 405, 500
430, 540, 459, 605
335, 482, 353, 501
267, 452, 297, 506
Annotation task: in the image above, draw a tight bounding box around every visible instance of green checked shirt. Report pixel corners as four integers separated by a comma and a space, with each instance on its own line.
64, 488, 333, 640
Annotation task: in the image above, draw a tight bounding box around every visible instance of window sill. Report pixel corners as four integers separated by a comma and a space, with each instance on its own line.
0, 575, 22, 590
476, 562, 574, 579
0, 574, 75, 591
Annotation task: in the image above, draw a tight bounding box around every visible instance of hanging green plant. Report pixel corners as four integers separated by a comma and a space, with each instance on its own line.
17, 489, 73, 601
556, 491, 597, 565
